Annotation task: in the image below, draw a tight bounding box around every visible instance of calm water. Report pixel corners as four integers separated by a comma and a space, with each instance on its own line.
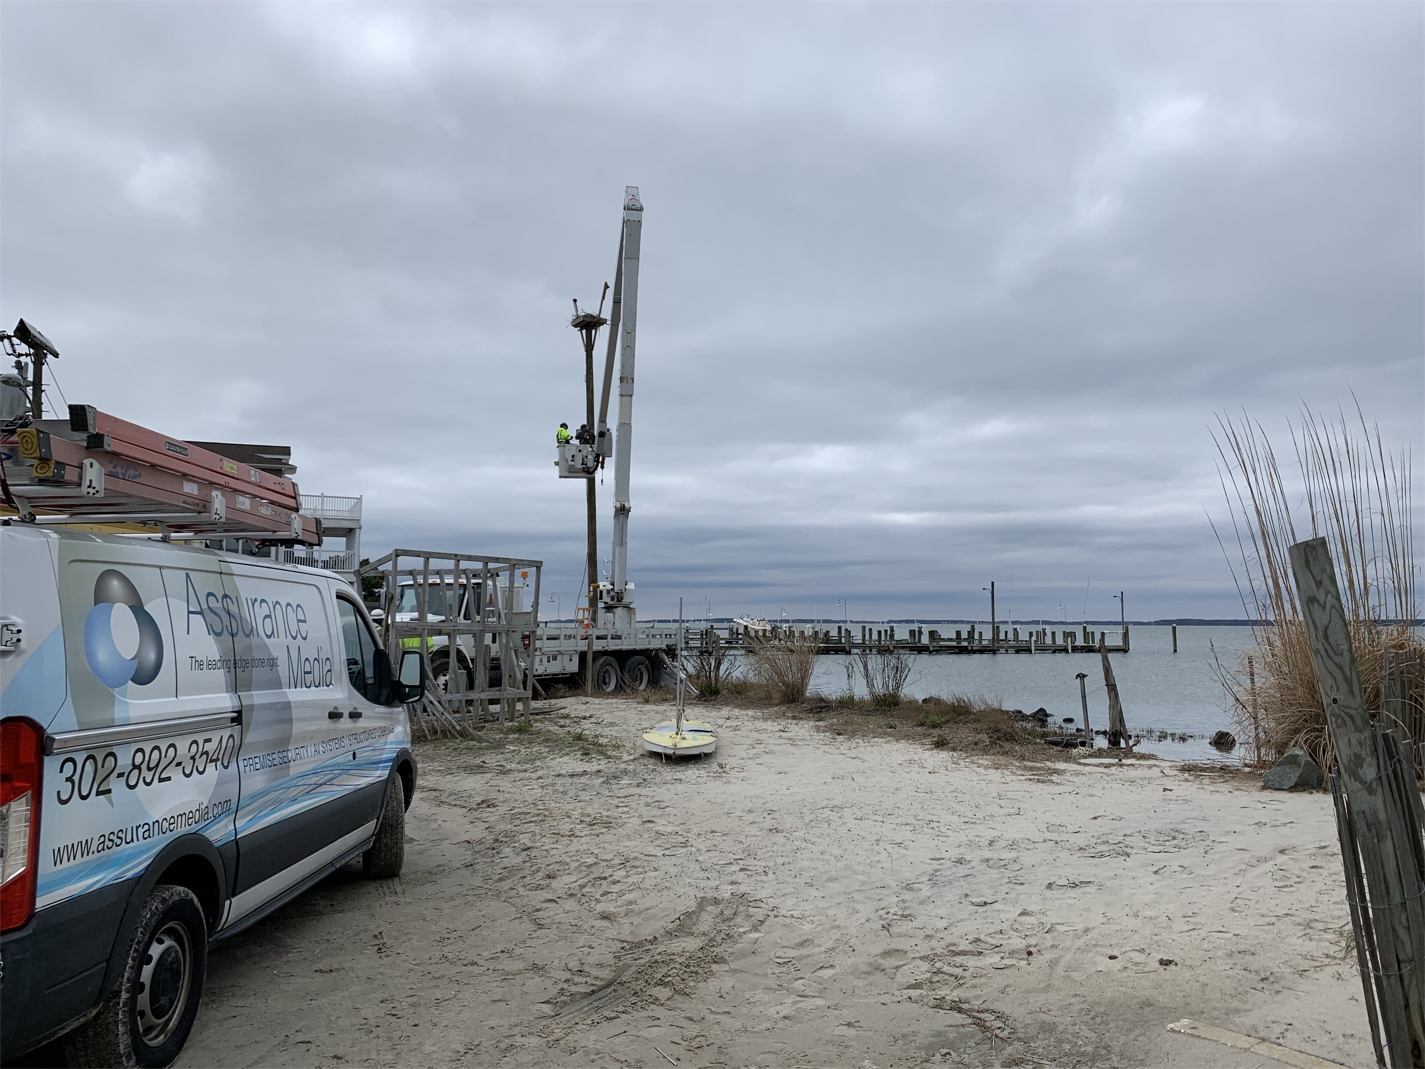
803, 625, 1257, 764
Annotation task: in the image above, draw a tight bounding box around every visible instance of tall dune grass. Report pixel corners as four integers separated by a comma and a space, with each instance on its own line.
748, 632, 819, 705
1212, 404, 1422, 772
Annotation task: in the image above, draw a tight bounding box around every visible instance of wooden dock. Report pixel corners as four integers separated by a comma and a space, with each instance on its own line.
684, 623, 1130, 655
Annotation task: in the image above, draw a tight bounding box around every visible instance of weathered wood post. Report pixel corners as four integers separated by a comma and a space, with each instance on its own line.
1384, 647, 1413, 740
1076, 672, 1091, 748
1098, 635, 1127, 748
1290, 536, 1425, 1065
1171, 623, 1178, 654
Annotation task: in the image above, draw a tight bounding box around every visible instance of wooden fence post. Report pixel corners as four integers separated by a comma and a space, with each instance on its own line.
1076, 672, 1091, 748
1291, 536, 1425, 1065
1098, 636, 1127, 747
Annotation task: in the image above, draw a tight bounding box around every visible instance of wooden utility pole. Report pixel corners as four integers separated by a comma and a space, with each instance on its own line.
571, 291, 608, 624
571, 290, 608, 696
1291, 536, 1425, 1065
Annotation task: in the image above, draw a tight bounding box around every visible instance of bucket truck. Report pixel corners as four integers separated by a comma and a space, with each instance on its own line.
545, 186, 679, 689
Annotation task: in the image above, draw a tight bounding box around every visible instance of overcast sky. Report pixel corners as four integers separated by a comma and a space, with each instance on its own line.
3, 2, 1421, 622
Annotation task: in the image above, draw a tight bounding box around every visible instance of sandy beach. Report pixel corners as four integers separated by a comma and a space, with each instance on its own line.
177, 697, 1368, 1068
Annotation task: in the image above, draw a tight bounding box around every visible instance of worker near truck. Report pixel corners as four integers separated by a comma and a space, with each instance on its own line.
556, 422, 572, 444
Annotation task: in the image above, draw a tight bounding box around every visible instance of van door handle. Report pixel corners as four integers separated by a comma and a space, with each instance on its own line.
328, 709, 343, 720
347, 710, 363, 720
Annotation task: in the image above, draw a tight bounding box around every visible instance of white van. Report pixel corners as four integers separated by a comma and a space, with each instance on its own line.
0, 524, 425, 1067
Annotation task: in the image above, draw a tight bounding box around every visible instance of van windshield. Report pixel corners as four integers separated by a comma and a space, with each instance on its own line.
395, 583, 477, 619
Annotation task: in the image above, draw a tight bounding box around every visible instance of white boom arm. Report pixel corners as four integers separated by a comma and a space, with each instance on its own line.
598, 186, 642, 627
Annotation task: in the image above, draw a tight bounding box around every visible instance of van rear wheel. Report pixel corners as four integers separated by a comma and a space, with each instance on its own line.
65, 884, 207, 1069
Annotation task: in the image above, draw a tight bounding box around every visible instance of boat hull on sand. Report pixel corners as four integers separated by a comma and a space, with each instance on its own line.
642, 720, 717, 756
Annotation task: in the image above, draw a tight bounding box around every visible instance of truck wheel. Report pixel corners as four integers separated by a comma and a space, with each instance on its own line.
65, 884, 207, 1069
623, 655, 654, 691
431, 653, 453, 692
592, 655, 621, 694
363, 771, 406, 878
431, 653, 471, 695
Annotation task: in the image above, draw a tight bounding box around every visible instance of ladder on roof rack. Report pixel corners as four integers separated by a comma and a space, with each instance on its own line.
0, 404, 320, 544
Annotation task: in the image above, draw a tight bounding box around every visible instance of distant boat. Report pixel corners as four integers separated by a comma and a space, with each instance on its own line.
734, 615, 772, 636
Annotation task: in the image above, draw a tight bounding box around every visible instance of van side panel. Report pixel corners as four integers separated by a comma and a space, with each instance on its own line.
39, 540, 240, 912
0, 526, 68, 728
225, 567, 385, 919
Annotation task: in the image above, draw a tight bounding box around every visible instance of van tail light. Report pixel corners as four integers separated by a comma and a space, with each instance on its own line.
521, 633, 530, 650
1, 718, 43, 932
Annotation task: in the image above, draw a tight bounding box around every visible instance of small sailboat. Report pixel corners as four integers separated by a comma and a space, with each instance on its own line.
642, 716, 717, 757
643, 598, 717, 758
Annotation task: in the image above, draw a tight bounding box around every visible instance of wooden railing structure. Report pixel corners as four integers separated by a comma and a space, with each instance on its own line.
675, 622, 1130, 655
361, 549, 542, 734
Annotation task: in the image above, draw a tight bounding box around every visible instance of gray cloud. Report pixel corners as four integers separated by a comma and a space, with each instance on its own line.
3, 1, 1420, 622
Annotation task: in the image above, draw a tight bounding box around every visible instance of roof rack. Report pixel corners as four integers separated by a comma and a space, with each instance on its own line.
0, 404, 320, 544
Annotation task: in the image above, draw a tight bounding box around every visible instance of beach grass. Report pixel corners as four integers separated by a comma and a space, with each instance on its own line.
1213, 403, 1423, 771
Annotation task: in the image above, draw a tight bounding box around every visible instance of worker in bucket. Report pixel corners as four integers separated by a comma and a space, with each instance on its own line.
556, 422, 572, 445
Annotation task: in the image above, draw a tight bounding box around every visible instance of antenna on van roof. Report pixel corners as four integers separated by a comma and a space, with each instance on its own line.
0, 319, 58, 424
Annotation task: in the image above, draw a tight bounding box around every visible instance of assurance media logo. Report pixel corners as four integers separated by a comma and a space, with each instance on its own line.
83, 569, 164, 689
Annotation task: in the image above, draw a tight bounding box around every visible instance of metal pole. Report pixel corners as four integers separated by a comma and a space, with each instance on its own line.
676, 596, 685, 735
29, 349, 44, 419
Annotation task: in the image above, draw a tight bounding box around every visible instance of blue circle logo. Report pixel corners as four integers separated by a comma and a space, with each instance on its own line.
83, 570, 164, 689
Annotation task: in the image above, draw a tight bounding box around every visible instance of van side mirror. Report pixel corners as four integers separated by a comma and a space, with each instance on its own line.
395, 649, 425, 705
